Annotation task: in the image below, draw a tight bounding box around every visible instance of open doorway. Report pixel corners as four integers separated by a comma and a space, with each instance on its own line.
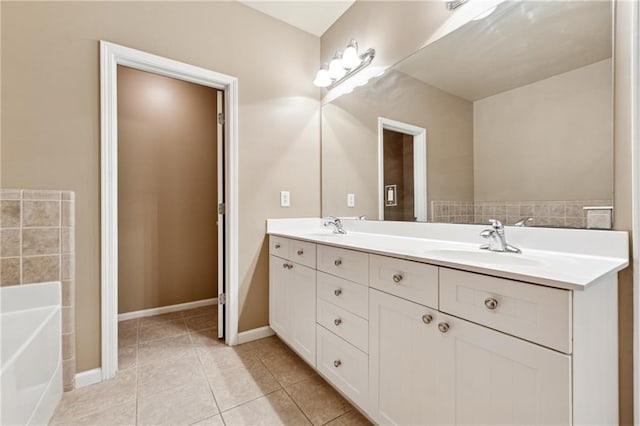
377, 117, 427, 222
101, 41, 239, 381
116, 64, 224, 360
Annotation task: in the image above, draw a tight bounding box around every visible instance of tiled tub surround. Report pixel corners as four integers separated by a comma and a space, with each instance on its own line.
431, 199, 613, 228
0, 189, 76, 391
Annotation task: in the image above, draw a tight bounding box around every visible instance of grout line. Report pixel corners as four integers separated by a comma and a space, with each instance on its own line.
280, 379, 315, 425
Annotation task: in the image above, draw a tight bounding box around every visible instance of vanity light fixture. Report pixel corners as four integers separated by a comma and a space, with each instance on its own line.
445, 0, 468, 10
313, 39, 376, 89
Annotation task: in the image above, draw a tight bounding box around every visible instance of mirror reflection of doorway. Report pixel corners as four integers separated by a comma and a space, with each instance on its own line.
378, 117, 427, 222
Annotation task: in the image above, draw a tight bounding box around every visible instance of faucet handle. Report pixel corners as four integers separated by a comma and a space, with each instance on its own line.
480, 229, 494, 239
488, 219, 503, 229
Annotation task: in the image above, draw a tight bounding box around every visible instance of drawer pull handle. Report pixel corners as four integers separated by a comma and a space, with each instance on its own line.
484, 298, 498, 310
334, 259, 342, 267
334, 360, 342, 368
297, 249, 304, 255
421, 314, 433, 324
438, 322, 450, 333
275, 243, 281, 249
392, 274, 403, 283
334, 318, 342, 326
334, 288, 342, 296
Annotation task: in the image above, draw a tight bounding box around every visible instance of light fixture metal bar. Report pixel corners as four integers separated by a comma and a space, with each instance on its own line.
327, 48, 376, 90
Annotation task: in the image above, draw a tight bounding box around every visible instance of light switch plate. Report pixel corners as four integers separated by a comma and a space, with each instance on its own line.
347, 193, 355, 208
280, 191, 290, 207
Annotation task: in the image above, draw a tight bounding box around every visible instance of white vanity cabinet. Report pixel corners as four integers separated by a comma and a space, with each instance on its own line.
268, 233, 619, 425
268, 236, 316, 366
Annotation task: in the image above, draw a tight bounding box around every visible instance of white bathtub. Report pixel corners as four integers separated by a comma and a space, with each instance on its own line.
1, 282, 62, 426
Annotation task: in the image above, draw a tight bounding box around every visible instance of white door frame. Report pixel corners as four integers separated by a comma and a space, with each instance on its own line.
100, 41, 239, 381
377, 117, 427, 221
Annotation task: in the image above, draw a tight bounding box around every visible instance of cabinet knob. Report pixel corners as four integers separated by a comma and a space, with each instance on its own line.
438, 322, 450, 333
421, 314, 433, 324
334, 318, 342, 326
275, 243, 281, 249
297, 249, 304, 256
334, 288, 342, 296
282, 263, 288, 269
334, 360, 342, 368
392, 273, 403, 283
484, 298, 498, 310
288, 264, 293, 270
334, 259, 342, 267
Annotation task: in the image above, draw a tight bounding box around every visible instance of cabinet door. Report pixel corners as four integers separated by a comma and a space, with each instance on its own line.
438, 314, 572, 426
369, 289, 449, 425
289, 263, 316, 367
269, 255, 290, 339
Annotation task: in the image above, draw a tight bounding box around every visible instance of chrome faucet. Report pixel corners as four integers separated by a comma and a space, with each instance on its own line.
324, 216, 347, 234
514, 217, 533, 227
480, 219, 521, 254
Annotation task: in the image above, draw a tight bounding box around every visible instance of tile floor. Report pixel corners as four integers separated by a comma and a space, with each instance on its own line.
50, 305, 372, 426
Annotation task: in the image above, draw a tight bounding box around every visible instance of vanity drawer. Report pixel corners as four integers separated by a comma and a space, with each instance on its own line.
317, 245, 368, 285
317, 272, 368, 319
289, 239, 316, 268
269, 236, 290, 258
317, 324, 368, 408
317, 298, 368, 353
369, 254, 439, 309
439, 268, 572, 353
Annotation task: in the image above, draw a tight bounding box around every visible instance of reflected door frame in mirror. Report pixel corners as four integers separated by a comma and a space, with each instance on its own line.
377, 117, 427, 221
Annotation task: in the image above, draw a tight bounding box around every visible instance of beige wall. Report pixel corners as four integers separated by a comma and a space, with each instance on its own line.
322, 70, 474, 219
323, 1, 633, 422
117, 66, 218, 314
1, 1, 320, 371
474, 59, 613, 202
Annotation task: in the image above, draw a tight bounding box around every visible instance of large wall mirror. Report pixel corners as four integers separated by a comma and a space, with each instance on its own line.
321, 0, 614, 229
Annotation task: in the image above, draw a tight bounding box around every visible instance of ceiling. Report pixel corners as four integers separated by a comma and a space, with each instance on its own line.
239, 0, 355, 37
395, 1, 612, 101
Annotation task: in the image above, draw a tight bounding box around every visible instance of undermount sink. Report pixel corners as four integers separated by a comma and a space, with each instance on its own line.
302, 231, 343, 238
423, 248, 544, 267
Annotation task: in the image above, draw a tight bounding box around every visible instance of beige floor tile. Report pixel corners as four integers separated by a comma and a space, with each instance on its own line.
138, 319, 188, 343
190, 414, 225, 426
118, 318, 138, 332
137, 334, 195, 366
138, 380, 219, 426
51, 400, 136, 426
182, 304, 217, 319
119, 326, 138, 347
205, 360, 281, 411
51, 369, 137, 422
285, 376, 352, 426
221, 389, 311, 426
190, 328, 224, 348
262, 351, 317, 388
185, 313, 218, 332
324, 410, 373, 426
139, 311, 184, 328
242, 336, 294, 361
196, 344, 261, 375
137, 351, 208, 398
119, 344, 137, 370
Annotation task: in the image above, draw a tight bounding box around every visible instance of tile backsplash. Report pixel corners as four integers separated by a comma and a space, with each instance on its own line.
431, 199, 613, 229
0, 189, 76, 390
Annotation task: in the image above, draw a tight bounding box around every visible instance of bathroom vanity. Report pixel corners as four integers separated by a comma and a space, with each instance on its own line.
267, 218, 628, 425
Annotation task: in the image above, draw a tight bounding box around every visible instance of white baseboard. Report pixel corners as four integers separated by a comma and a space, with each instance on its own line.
75, 368, 102, 389
118, 298, 217, 321
238, 325, 274, 344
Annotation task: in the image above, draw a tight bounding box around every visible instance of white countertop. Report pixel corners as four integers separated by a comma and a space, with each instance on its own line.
266, 218, 629, 291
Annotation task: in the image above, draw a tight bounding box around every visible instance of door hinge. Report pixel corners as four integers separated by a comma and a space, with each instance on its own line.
218, 112, 225, 125
218, 293, 226, 305
218, 202, 225, 215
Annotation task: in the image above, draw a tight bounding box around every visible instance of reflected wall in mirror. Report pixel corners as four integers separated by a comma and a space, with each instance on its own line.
321, 0, 613, 229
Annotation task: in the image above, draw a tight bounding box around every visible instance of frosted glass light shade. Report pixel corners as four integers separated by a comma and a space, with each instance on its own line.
313, 69, 332, 87
328, 56, 346, 80
342, 42, 360, 70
